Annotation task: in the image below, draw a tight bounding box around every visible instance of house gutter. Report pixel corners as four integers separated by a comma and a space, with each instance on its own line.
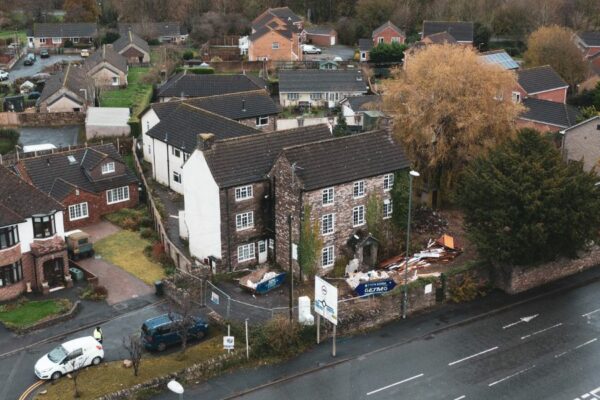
225, 187, 232, 272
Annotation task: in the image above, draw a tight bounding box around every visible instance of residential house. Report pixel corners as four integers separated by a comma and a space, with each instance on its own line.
372, 21, 405, 45
403, 32, 458, 68
304, 26, 337, 46
515, 65, 569, 104
111, 30, 150, 64
248, 7, 304, 61
0, 166, 70, 300
517, 97, 580, 133
84, 44, 128, 87
278, 69, 369, 108
15, 144, 139, 231
118, 22, 188, 44
575, 32, 600, 59
157, 72, 267, 102
561, 116, 600, 172
340, 95, 383, 131
180, 125, 332, 271
479, 50, 519, 70
422, 21, 474, 45
270, 130, 409, 273
28, 23, 97, 49
38, 63, 95, 113
358, 39, 373, 62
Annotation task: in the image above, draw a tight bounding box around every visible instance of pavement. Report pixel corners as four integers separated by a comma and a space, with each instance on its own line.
151, 265, 600, 400
19, 125, 80, 148
7, 54, 82, 82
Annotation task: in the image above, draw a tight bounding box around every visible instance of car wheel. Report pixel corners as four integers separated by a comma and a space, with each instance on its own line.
92, 356, 102, 365
51, 371, 62, 380
157, 342, 167, 352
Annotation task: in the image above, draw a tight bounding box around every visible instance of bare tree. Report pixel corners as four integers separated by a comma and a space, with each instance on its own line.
122, 334, 144, 377
168, 274, 204, 354
67, 355, 89, 398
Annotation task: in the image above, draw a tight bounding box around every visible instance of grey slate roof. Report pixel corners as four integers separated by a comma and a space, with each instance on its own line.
578, 32, 600, 47
146, 103, 259, 151
269, 7, 302, 24
250, 25, 293, 41
158, 72, 265, 98
278, 70, 369, 93
39, 63, 93, 104
280, 130, 410, 190
118, 22, 186, 38
33, 23, 97, 38
359, 38, 373, 51
112, 31, 150, 55
19, 144, 138, 201
422, 21, 474, 42
517, 65, 568, 94
151, 90, 279, 121
521, 98, 580, 129
372, 21, 403, 37
84, 45, 127, 74
423, 31, 458, 44
0, 166, 63, 227
204, 124, 332, 188
343, 95, 381, 111
305, 26, 336, 36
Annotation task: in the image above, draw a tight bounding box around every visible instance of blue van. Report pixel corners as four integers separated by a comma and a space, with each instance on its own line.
141, 314, 209, 352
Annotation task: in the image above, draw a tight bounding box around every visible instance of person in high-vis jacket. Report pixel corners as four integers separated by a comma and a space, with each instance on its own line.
93, 326, 103, 344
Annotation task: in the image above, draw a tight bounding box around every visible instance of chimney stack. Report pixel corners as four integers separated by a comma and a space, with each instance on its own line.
197, 133, 215, 151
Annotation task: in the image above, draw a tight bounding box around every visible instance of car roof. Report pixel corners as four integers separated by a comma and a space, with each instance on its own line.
62, 336, 98, 351
144, 314, 178, 328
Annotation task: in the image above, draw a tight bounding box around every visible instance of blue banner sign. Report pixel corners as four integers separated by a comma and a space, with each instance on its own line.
355, 279, 397, 296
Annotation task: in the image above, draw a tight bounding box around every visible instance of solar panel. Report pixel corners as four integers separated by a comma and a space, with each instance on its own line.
480, 51, 519, 70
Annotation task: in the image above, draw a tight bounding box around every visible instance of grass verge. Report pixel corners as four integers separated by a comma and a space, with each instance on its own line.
94, 230, 165, 285
0, 30, 27, 44
0, 298, 72, 329
99, 67, 153, 119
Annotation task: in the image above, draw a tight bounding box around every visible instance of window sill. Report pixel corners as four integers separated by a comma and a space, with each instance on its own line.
69, 215, 89, 222
236, 226, 254, 232
353, 223, 366, 228
235, 197, 253, 202
107, 198, 130, 205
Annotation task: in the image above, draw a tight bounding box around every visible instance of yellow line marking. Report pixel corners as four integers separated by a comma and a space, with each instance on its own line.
18, 380, 44, 400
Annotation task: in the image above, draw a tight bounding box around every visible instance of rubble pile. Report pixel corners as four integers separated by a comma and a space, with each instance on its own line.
379, 234, 462, 271
412, 206, 449, 235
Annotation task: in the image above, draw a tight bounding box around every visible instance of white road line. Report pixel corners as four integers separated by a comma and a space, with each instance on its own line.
582, 308, 600, 317
488, 365, 536, 387
521, 323, 562, 340
554, 351, 568, 358
575, 338, 598, 349
453, 396, 466, 400
448, 346, 499, 366
366, 373, 424, 396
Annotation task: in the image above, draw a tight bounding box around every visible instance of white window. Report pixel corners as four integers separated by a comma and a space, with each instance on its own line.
322, 187, 334, 205
287, 93, 299, 100
101, 162, 115, 174
512, 91, 521, 103
236, 212, 254, 230
391, 37, 401, 43
310, 93, 322, 100
173, 171, 182, 183
272, 42, 280, 49
52, 37, 61, 44
172, 147, 181, 158
361, 52, 366, 60
383, 199, 393, 219
73, 37, 79, 43
256, 116, 269, 127
183, 153, 190, 162
378, 37, 384, 44
383, 174, 394, 191
238, 243, 255, 262
106, 186, 130, 204
68, 202, 89, 221
40, 38, 47, 44
353, 205, 365, 226
322, 246, 334, 268
235, 185, 253, 201
353, 180, 365, 198
112, 76, 119, 86
322, 213, 334, 235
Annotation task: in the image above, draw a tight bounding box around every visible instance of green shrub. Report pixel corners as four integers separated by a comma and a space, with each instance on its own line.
80, 285, 108, 301
64, 39, 74, 48
105, 207, 148, 230
102, 31, 120, 44
128, 120, 142, 138
182, 50, 194, 60
140, 216, 153, 228
140, 227, 155, 239
147, 39, 160, 46
251, 316, 307, 358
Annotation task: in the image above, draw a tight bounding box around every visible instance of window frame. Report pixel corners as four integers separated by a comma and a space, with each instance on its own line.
172, 147, 181, 158
255, 116, 269, 127
322, 187, 334, 206
173, 171, 182, 183
106, 186, 130, 205
101, 162, 115, 175
235, 185, 253, 201
383, 199, 393, 219
68, 202, 89, 221
287, 93, 299, 100
52, 37, 61, 44
353, 180, 366, 198
383, 173, 394, 191
310, 93, 322, 100
32, 214, 56, 239
237, 243, 255, 262
236, 211, 254, 231
322, 246, 334, 268
272, 42, 280, 49
321, 213, 334, 235
0, 260, 23, 287
353, 205, 365, 227
0, 225, 19, 250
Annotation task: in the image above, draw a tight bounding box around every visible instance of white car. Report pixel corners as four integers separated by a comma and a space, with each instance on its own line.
302, 44, 322, 54
80, 49, 90, 57
0, 70, 8, 81
34, 336, 104, 380
7, 42, 19, 49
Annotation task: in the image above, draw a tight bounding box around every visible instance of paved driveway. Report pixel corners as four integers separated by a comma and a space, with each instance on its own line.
8, 54, 82, 82
304, 45, 356, 61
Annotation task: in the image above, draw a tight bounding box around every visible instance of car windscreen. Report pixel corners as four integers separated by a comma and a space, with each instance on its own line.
47, 345, 68, 363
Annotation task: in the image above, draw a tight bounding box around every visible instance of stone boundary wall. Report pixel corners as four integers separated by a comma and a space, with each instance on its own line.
0, 111, 85, 127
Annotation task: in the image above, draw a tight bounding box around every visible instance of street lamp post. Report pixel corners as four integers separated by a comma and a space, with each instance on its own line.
402, 170, 420, 319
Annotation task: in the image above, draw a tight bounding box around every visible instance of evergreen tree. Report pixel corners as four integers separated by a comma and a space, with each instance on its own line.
456, 129, 600, 266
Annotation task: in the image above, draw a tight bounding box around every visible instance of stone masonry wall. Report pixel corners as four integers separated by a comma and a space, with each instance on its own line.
19, 111, 86, 127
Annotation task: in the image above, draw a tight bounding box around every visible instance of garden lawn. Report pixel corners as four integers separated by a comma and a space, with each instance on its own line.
0, 31, 27, 44
99, 67, 152, 120
0, 299, 71, 329
94, 230, 165, 285
36, 335, 223, 400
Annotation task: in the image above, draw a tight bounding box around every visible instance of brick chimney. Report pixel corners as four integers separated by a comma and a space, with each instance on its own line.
197, 133, 215, 151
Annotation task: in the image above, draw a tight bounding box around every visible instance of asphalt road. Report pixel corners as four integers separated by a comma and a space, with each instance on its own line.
303, 45, 356, 61
154, 277, 600, 400
7, 54, 82, 82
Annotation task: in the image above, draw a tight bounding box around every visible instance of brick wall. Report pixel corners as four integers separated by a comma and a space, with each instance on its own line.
237, 116, 277, 132
19, 111, 86, 127
516, 118, 560, 133
249, 31, 302, 61
530, 88, 567, 104
0, 244, 22, 266
373, 27, 406, 45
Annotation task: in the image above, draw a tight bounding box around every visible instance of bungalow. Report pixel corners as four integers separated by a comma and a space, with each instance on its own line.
38, 63, 95, 113
157, 72, 267, 102
248, 7, 304, 61
118, 22, 188, 44
561, 116, 600, 172
0, 166, 70, 300
422, 21, 474, 45
28, 23, 97, 49
340, 95, 383, 131
517, 97, 580, 133
278, 69, 369, 108
84, 44, 128, 87
15, 144, 139, 231
515, 65, 569, 104
372, 21, 405, 45
111, 30, 150, 65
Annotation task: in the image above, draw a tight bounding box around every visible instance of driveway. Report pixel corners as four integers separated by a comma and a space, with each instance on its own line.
303, 45, 356, 61
8, 54, 82, 82
19, 125, 80, 148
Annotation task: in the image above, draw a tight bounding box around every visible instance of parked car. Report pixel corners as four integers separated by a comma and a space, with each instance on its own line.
7, 42, 19, 49
34, 336, 104, 380
141, 314, 209, 352
27, 91, 41, 100
23, 53, 36, 66
40, 49, 50, 58
302, 44, 322, 54
0, 70, 8, 81
80, 49, 90, 57
65, 230, 94, 260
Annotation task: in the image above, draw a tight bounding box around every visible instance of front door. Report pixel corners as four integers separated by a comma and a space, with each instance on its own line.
258, 241, 267, 264
43, 258, 65, 288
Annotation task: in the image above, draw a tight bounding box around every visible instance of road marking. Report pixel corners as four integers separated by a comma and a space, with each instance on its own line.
554, 351, 568, 358
18, 380, 44, 400
503, 314, 539, 329
453, 396, 466, 400
366, 373, 424, 396
448, 346, 498, 366
521, 323, 562, 340
582, 308, 600, 317
575, 338, 598, 350
488, 365, 536, 387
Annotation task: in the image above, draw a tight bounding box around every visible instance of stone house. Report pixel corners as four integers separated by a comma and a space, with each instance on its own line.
248, 7, 304, 61
38, 63, 95, 113
15, 144, 139, 231
118, 22, 188, 44
422, 21, 474, 45
269, 130, 409, 274
84, 45, 128, 88
561, 116, 600, 172
0, 166, 71, 301
157, 72, 267, 102
180, 125, 332, 272
28, 23, 97, 49
372, 21, 406, 46
111, 30, 151, 65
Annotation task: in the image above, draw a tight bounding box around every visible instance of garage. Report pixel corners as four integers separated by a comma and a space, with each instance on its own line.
304, 26, 337, 47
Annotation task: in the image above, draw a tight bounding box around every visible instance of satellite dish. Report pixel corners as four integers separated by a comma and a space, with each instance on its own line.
167, 380, 184, 394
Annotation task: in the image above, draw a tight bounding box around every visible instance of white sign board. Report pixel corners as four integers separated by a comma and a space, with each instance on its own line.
292, 244, 298, 260
211, 291, 220, 305
424, 284, 433, 294
223, 335, 235, 350
314, 276, 338, 325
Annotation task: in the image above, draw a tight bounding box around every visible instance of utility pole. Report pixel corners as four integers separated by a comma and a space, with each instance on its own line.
288, 214, 294, 321
402, 170, 420, 319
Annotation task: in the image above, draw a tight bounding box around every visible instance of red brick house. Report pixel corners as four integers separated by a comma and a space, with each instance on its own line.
575, 32, 600, 59
16, 144, 139, 231
248, 7, 304, 61
515, 65, 569, 104
28, 23, 97, 49
422, 21, 474, 46
304, 26, 337, 46
372, 21, 406, 45
517, 97, 580, 133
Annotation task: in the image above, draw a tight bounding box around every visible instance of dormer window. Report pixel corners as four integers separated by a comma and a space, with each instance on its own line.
102, 162, 115, 174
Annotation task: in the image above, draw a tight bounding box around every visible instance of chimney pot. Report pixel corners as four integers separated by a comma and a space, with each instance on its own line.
197, 133, 215, 151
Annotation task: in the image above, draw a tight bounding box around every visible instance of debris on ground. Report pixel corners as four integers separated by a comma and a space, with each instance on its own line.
239, 267, 286, 294
378, 234, 462, 272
